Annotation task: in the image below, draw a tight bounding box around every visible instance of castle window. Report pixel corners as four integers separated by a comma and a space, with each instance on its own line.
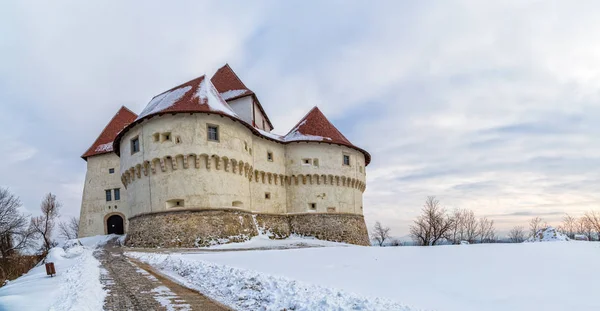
267, 151, 273, 162
175, 136, 182, 144
308, 203, 317, 211
207, 124, 219, 142
302, 158, 311, 165
313, 159, 319, 167
244, 141, 248, 151
114, 188, 120, 201
161, 132, 171, 142
114, 205, 117, 209
131, 136, 140, 154
108, 168, 115, 174
327, 207, 336, 213
105, 189, 112, 202
265, 192, 271, 199
152, 133, 160, 142
343, 154, 350, 166
232, 201, 244, 208
166, 199, 184, 208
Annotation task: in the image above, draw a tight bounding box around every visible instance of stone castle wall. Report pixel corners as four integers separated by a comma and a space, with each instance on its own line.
126, 209, 370, 247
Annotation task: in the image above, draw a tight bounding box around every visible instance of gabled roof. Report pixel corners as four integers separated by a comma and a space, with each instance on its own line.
81, 106, 137, 160
210, 64, 274, 130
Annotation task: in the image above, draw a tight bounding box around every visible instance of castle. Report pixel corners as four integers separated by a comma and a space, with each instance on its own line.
78, 64, 371, 246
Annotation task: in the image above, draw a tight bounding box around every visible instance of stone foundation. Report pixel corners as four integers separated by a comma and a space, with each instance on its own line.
126, 208, 370, 247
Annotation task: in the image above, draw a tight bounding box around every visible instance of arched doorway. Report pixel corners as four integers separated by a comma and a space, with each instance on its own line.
106, 215, 124, 235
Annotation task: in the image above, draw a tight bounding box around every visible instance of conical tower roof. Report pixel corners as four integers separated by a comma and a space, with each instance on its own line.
82, 106, 137, 160
284, 107, 370, 164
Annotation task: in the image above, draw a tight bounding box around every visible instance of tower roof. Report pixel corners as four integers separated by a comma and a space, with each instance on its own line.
284, 107, 370, 165
136, 75, 237, 120
81, 106, 137, 160
211, 64, 274, 130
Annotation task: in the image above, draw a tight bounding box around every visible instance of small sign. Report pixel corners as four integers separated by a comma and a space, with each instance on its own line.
45, 262, 56, 277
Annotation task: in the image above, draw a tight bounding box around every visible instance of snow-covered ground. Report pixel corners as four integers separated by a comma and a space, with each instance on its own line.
202, 234, 350, 250
0, 235, 114, 311
130, 241, 600, 311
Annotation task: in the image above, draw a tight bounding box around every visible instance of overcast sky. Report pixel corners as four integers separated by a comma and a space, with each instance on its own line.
2, 1, 600, 237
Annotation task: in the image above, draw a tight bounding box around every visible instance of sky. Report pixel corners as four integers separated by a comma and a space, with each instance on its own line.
1, 0, 600, 237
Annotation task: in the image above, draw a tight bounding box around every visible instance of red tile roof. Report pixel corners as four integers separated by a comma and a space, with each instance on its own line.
113, 75, 370, 165
135, 75, 237, 120
284, 107, 371, 165
211, 64, 274, 130
81, 106, 137, 160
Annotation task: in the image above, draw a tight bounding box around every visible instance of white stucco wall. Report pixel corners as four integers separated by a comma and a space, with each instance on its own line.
78, 153, 129, 237
117, 113, 367, 218
227, 96, 253, 125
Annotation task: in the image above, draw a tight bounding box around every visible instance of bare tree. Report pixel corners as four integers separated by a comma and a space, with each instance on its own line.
529, 217, 545, 239
58, 217, 79, 240
508, 226, 526, 243
576, 216, 594, 241
371, 221, 391, 246
559, 214, 577, 239
410, 196, 454, 246
584, 211, 600, 240
462, 210, 479, 243
0, 188, 37, 258
478, 217, 496, 243
31, 193, 61, 254
449, 209, 466, 244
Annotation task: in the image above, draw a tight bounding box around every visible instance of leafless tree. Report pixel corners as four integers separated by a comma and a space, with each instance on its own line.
410, 196, 454, 246
529, 216, 545, 239
31, 193, 61, 254
0, 188, 37, 258
508, 226, 526, 243
584, 211, 600, 240
478, 217, 496, 243
58, 217, 79, 240
371, 221, 391, 246
449, 209, 465, 244
576, 216, 594, 241
462, 210, 479, 243
559, 214, 577, 239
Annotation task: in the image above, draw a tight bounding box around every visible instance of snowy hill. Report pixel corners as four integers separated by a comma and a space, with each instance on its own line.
526, 226, 570, 242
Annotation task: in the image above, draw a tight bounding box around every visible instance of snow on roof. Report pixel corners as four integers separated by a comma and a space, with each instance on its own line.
137, 85, 192, 120
220, 89, 250, 100
283, 107, 351, 144
196, 77, 237, 117
82, 106, 137, 159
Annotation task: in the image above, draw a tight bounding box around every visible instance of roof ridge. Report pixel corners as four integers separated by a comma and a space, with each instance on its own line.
285, 106, 318, 136
81, 106, 137, 159
151, 75, 206, 100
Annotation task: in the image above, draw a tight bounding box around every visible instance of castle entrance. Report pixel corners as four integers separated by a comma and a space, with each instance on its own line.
107, 215, 124, 235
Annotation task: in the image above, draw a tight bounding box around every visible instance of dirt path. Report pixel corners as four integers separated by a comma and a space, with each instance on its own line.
97, 240, 231, 311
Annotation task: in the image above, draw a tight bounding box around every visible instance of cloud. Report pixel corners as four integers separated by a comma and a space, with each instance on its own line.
1, 1, 600, 237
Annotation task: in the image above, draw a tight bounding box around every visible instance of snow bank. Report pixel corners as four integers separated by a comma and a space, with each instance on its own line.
526, 226, 570, 242
0, 235, 113, 311
203, 234, 351, 250
139, 242, 600, 311
127, 252, 411, 311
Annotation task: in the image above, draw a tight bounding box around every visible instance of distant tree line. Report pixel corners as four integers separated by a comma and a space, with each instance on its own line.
0, 187, 79, 286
